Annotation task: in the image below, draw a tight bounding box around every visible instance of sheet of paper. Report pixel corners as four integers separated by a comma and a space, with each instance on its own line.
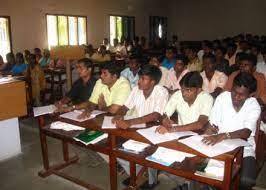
102, 116, 146, 129
137, 126, 197, 144
33, 105, 56, 117
122, 139, 150, 152
50, 121, 85, 131
146, 147, 195, 166
179, 135, 250, 157
60, 110, 105, 122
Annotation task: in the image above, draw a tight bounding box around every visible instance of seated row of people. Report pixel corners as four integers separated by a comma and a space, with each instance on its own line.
54, 54, 265, 189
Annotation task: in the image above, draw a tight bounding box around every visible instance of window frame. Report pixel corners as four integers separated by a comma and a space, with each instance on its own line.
109, 14, 135, 43
45, 13, 88, 48
0, 16, 13, 53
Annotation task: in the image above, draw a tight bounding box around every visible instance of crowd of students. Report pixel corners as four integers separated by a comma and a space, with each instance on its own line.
0, 33, 266, 190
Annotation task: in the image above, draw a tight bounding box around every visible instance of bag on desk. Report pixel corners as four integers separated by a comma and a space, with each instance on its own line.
73, 129, 106, 145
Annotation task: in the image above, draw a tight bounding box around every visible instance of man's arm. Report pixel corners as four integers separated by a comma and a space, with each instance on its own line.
202, 128, 252, 146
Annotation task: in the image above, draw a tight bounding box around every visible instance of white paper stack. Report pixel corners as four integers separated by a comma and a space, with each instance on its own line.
146, 147, 195, 166
60, 110, 106, 122
102, 116, 146, 129
137, 126, 197, 144
33, 105, 57, 117
204, 159, 224, 180
179, 135, 250, 157
122, 139, 150, 153
50, 121, 85, 131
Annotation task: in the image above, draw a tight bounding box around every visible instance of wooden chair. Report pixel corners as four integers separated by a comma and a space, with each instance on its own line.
255, 119, 265, 174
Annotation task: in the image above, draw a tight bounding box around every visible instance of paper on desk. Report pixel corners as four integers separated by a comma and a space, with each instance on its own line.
137, 126, 197, 144
102, 116, 146, 129
179, 135, 250, 157
122, 139, 150, 152
204, 159, 224, 179
33, 105, 56, 117
146, 147, 195, 166
60, 110, 106, 122
50, 121, 85, 131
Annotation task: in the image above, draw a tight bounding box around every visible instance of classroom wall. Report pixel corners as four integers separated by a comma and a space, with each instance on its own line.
1, 0, 167, 53
167, 0, 266, 41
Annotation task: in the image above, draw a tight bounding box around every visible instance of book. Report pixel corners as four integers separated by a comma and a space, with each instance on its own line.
73, 129, 107, 145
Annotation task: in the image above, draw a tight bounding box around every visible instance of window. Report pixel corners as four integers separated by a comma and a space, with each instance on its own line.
149, 16, 167, 41
0, 16, 12, 62
109, 15, 135, 45
46, 14, 87, 49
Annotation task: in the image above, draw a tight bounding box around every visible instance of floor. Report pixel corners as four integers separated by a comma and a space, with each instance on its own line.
0, 117, 265, 190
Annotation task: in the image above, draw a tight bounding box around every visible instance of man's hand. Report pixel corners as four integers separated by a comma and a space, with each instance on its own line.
155, 125, 171, 134
77, 110, 91, 120
54, 101, 63, 108
202, 134, 226, 146
115, 119, 131, 129
162, 117, 174, 128
55, 106, 72, 113
98, 94, 107, 111
204, 124, 219, 135
112, 115, 123, 124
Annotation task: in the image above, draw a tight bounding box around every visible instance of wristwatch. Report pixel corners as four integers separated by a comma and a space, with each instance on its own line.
225, 132, 231, 139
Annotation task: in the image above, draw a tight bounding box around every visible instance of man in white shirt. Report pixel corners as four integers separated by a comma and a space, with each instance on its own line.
113, 64, 169, 189
149, 56, 168, 87
203, 72, 261, 190
120, 55, 141, 88
256, 48, 266, 79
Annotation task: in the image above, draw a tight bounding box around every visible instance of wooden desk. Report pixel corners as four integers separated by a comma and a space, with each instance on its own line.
38, 115, 243, 190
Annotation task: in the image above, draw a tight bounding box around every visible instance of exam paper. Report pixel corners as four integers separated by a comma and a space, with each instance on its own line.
137, 126, 197, 144
60, 110, 106, 122
101, 116, 146, 129
146, 147, 195, 166
33, 105, 56, 117
50, 121, 85, 131
179, 135, 250, 157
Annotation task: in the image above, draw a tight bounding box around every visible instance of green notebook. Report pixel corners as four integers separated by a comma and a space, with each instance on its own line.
74, 129, 104, 145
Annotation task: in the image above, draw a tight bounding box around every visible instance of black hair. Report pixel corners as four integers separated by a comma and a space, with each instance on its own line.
149, 55, 164, 63
239, 53, 257, 67
34, 48, 41, 53
215, 46, 227, 55
203, 53, 216, 64
138, 64, 162, 85
227, 43, 237, 50
233, 72, 257, 94
179, 71, 203, 88
16, 52, 25, 63
129, 54, 142, 64
176, 54, 189, 65
101, 62, 121, 78
204, 41, 213, 49
78, 58, 93, 69
166, 46, 177, 54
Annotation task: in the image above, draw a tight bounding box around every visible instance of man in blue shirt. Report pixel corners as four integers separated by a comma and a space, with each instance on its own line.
162, 47, 177, 70
11, 52, 27, 75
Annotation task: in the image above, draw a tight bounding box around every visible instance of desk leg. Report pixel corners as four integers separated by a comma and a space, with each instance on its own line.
129, 161, 137, 187
223, 159, 233, 190
62, 140, 69, 162
39, 130, 50, 171
109, 135, 117, 190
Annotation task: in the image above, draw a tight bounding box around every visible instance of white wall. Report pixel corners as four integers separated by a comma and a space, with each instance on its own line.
167, 0, 266, 41
1, 0, 167, 53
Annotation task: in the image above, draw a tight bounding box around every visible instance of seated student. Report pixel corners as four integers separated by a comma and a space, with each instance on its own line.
197, 40, 213, 62
91, 45, 111, 63
184, 46, 202, 72
256, 48, 266, 79
155, 72, 213, 189
165, 54, 189, 93
112, 64, 169, 189
27, 54, 46, 106
34, 48, 42, 62
120, 55, 141, 88
84, 44, 95, 59
0, 53, 15, 73
250, 43, 264, 63
201, 53, 228, 98
102, 38, 111, 51
55, 58, 97, 108
39, 49, 51, 67
215, 46, 230, 75
111, 38, 128, 58
24, 49, 31, 64
162, 47, 177, 70
225, 53, 266, 104
149, 56, 168, 87
11, 52, 28, 76
225, 43, 237, 66
73, 62, 131, 118
203, 72, 261, 190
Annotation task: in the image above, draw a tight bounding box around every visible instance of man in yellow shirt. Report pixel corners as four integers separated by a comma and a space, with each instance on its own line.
75, 62, 131, 118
